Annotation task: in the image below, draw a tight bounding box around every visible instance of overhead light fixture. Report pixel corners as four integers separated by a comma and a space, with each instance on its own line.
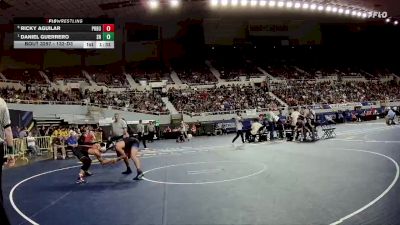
352, 10, 358, 16
210, 0, 219, 7
286, 1, 293, 8
241, 0, 248, 6
231, 0, 239, 6
269, 0, 276, 7
338, 8, 344, 14
362, 12, 367, 18
385, 18, 391, 23
317, 5, 324, 11
332, 7, 337, 13
170, 0, 180, 8
357, 11, 362, 17
277, 1, 284, 7
221, 0, 228, 6
325, 5, 332, 12
394, 20, 398, 25
148, 0, 159, 9
259, 0, 267, 6
310, 3, 316, 10
302, 3, 309, 9
345, 9, 350, 15
250, 0, 258, 7
294, 2, 301, 8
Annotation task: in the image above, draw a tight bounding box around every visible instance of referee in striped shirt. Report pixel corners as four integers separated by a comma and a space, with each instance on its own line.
0, 97, 14, 225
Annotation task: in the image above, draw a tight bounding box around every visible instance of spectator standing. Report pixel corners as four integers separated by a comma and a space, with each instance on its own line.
290, 108, 301, 141
232, 113, 245, 144
147, 121, 155, 143
136, 120, 147, 149
39, 126, 46, 136
180, 121, 188, 140
265, 110, 277, 140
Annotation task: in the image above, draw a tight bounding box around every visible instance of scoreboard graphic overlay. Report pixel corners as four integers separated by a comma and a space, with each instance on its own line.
13, 18, 115, 49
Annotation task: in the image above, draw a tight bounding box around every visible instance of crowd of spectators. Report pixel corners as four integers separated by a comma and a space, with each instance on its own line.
296, 65, 339, 78
265, 65, 314, 80
174, 66, 217, 84
1, 87, 168, 114
362, 67, 395, 79
214, 60, 261, 81
129, 69, 172, 83
267, 65, 392, 79
126, 62, 173, 83
272, 80, 400, 106
85, 66, 129, 87
168, 85, 281, 114
2, 69, 47, 84
46, 67, 89, 84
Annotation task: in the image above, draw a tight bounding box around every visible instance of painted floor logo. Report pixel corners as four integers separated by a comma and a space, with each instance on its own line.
368, 11, 388, 19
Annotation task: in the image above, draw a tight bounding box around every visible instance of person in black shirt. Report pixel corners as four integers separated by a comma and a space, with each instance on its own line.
74, 135, 114, 184
114, 137, 144, 180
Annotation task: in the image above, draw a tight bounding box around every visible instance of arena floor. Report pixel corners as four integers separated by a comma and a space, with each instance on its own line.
3, 120, 400, 225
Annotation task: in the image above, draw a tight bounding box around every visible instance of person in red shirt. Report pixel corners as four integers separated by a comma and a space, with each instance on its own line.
83, 128, 96, 143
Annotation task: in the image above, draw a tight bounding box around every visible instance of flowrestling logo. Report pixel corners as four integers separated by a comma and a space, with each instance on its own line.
367, 11, 388, 18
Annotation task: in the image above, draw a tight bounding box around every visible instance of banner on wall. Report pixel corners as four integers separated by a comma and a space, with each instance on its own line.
248, 20, 321, 45
330, 102, 363, 110
246, 109, 257, 116
248, 20, 302, 36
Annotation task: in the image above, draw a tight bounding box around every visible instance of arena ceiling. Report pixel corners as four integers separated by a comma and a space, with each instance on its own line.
0, 0, 398, 23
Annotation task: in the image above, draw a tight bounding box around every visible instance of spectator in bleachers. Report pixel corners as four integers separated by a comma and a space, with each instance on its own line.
169, 85, 281, 114
66, 132, 78, 154
26, 132, 40, 156
12, 126, 19, 138
0, 87, 169, 115
19, 127, 28, 138
52, 134, 66, 160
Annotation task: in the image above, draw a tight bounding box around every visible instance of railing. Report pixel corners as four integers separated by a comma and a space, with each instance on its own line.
3, 132, 103, 162
180, 106, 287, 117
3, 136, 53, 162
0, 79, 23, 84
6, 99, 170, 115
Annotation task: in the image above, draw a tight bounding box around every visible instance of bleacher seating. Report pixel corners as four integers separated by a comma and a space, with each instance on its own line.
2, 69, 47, 84
1, 87, 168, 114
168, 85, 281, 114
46, 67, 88, 83
85, 65, 129, 87
126, 61, 173, 84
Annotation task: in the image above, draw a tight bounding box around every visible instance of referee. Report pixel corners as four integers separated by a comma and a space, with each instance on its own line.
0, 97, 14, 225
109, 113, 131, 174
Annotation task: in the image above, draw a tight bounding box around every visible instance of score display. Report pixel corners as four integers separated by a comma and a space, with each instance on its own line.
13, 18, 115, 49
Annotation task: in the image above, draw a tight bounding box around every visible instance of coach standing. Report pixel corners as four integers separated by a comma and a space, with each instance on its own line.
137, 120, 147, 149
0, 97, 14, 225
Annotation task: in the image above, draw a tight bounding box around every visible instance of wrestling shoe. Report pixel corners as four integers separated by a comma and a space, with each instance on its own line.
84, 171, 93, 176
122, 168, 133, 175
133, 171, 144, 180
76, 177, 87, 184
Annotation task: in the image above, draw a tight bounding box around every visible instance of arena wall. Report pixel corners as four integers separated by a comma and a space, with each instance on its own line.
8, 104, 171, 124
